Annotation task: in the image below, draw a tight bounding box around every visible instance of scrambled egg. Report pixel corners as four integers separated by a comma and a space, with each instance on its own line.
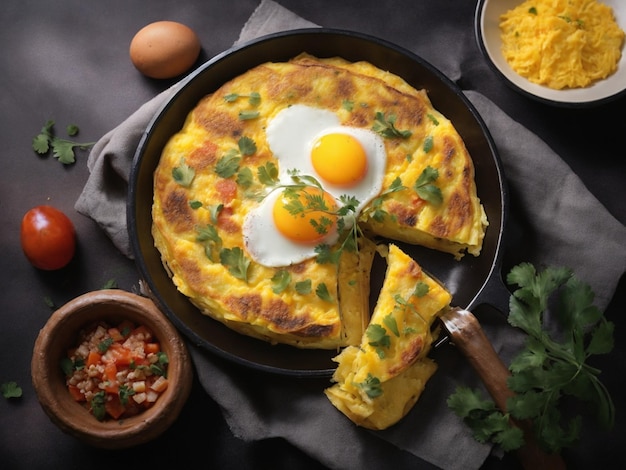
500, 0, 625, 89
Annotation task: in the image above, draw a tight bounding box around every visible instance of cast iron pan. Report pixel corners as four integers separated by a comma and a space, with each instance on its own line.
128, 29, 509, 378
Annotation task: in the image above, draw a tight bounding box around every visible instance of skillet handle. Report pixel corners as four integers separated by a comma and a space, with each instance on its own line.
440, 308, 565, 470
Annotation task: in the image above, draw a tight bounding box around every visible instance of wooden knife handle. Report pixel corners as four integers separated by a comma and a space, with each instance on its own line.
440, 308, 566, 470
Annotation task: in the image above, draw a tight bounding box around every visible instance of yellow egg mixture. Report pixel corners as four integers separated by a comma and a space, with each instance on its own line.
500, 0, 625, 89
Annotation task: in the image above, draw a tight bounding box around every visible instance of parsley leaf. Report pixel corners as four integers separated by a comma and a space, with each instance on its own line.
295, 279, 312, 295
196, 224, 222, 261
258, 162, 279, 186
371, 112, 412, 139
414, 166, 443, 205
32, 120, 95, 164
315, 283, 333, 302
1, 381, 23, 399
238, 136, 257, 155
271, 270, 291, 294
172, 158, 195, 187
219, 247, 250, 282
358, 373, 383, 399
422, 135, 434, 153
215, 150, 241, 178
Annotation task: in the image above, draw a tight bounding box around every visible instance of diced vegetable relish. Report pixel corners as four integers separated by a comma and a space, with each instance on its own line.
61, 320, 169, 421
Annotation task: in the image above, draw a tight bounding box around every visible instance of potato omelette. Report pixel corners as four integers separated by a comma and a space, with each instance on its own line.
152, 54, 487, 350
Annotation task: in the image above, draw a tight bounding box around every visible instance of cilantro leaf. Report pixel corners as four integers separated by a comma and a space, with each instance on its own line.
238, 136, 257, 156
422, 135, 434, 153
315, 283, 333, 302
414, 166, 443, 205
271, 270, 291, 294
215, 151, 241, 178
32, 120, 95, 164
1, 381, 23, 399
372, 112, 412, 139
219, 247, 250, 282
258, 162, 279, 186
295, 279, 312, 295
358, 373, 383, 399
172, 158, 195, 187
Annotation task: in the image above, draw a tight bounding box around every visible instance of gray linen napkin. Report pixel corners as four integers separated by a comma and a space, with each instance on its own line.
75, 1, 626, 469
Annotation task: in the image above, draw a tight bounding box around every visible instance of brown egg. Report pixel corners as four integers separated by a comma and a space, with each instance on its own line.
129, 21, 201, 79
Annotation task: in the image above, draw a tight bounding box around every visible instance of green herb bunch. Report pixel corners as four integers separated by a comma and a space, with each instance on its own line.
448, 262, 615, 453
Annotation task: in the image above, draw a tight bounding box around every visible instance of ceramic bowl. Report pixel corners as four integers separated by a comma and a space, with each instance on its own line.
475, 0, 626, 106
31, 289, 193, 449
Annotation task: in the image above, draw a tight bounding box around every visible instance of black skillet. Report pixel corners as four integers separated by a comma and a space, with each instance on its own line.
128, 28, 509, 378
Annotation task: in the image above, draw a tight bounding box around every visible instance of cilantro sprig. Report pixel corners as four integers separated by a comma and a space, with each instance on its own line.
32, 120, 95, 164
372, 112, 412, 139
448, 263, 615, 454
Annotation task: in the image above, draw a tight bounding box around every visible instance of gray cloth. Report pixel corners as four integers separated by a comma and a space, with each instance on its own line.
75, 1, 626, 469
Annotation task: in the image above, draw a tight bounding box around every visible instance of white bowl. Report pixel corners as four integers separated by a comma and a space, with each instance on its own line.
475, 0, 626, 106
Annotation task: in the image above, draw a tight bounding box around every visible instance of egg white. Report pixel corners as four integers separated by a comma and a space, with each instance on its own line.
243, 104, 387, 267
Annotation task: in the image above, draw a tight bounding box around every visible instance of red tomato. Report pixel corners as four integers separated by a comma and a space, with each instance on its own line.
20, 205, 76, 270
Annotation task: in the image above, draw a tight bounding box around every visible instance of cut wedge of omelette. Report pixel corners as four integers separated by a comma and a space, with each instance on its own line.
324, 244, 452, 430
152, 53, 486, 350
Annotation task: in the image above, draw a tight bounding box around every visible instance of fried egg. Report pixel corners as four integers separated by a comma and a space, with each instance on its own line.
243, 105, 387, 267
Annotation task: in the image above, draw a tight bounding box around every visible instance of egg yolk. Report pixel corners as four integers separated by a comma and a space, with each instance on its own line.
311, 133, 368, 187
272, 187, 338, 244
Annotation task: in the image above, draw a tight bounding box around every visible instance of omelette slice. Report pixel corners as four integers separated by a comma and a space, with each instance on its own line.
324, 244, 451, 430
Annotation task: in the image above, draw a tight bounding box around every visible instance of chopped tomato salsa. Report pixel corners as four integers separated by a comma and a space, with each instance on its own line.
61, 320, 169, 421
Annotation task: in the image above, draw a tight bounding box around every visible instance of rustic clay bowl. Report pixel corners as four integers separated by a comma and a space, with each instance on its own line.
31, 289, 193, 449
